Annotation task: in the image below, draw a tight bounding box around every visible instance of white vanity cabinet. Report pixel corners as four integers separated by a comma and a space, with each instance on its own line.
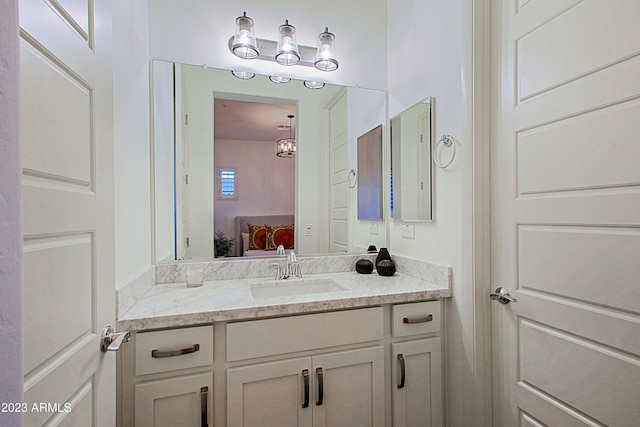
225, 307, 385, 427
390, 301, 443, 427
118, 325, 214, 427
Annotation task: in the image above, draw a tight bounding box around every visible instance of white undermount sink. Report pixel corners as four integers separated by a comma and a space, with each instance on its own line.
250, 278, 347, 298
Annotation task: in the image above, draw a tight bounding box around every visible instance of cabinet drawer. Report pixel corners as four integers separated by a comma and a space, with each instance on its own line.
135, 325, 213, 375
227, 307, 384, 361
392, 301, 441, 337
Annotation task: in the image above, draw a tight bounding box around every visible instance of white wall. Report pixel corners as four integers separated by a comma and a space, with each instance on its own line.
113, 0, 152, 287
0, 1, 23, 424
387, 0, 478, 426
214, 138, 295, 254
148, 0, 387, 90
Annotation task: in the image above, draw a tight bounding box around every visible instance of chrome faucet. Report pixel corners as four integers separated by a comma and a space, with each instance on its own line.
272, 250, 303, 279
286, 250, 302, 278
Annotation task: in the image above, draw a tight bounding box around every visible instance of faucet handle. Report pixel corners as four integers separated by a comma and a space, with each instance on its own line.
271, 262, 284, 280
277, 245, 285, 256
288, 250, 297, 263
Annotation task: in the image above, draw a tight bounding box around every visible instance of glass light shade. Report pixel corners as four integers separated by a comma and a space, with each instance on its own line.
275, 20, 300, 66
269, 76, 291, 84
276, 137, 296, 158
231, 70, 255, 80
232, 12, 259, 59
304, 80, 325, 90
314, 28, 338, 72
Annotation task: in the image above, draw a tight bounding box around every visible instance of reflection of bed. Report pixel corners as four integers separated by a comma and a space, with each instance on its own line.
234, 215, 295, 257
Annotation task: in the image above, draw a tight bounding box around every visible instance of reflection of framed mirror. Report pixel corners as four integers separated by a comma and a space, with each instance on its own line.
357, 125, 383, 221
390, 97, 434, 222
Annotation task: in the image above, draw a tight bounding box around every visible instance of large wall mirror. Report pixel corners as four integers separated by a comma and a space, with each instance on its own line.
390, 97, 434, 222
152, 60, 387, 262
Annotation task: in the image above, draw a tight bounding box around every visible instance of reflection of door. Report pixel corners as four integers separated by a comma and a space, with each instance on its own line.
20, 0, 116, 425
175, 65, 190, 260
417, 111, 431, 219
492, 2, 640, 426
329, 91, 349, 253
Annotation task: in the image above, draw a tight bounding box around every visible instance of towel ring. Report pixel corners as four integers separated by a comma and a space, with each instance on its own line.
433, 134, 456, 169
347, 169, 357, 188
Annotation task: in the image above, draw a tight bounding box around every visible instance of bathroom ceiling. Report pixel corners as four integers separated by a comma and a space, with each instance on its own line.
214, 99, 296, 142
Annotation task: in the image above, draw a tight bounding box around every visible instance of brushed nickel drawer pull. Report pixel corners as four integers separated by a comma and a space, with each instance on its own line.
200, 386, 208, 427
151, 343, 200, 358
403, 314, 433, 324
397, 354, 406, 389
302, 369, 310, 408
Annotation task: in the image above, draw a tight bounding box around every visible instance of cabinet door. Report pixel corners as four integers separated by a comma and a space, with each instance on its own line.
392, 338, 442, 427
135, 372, 213, 427
312, 346, 385, 427
227, 357, 312, 427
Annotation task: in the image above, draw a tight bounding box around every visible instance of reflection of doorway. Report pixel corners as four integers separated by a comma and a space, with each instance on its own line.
213, 98, 296, 256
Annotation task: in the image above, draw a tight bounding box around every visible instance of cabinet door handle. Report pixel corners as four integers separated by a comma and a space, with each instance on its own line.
302, 369, 310, 408
316, 367, 324, 406
151, 343, 200, 358
200, 386, 208, 427
397, 354, 406, 389
403, 314, 433, 324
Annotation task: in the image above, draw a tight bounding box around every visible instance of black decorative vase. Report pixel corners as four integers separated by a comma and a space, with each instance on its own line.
375, 247, 392, 267
367, 245, 378, 253
355, 259, 374, 274
376, 259, 396, 276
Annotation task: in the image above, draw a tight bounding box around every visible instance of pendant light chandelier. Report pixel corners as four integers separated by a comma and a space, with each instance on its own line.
276, 115, 296, 159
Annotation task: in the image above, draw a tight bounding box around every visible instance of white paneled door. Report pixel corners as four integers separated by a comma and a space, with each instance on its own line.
492, 1, 640, 426
20, 0, 115, 425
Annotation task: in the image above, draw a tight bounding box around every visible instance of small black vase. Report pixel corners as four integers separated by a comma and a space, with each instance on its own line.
375, 247, 391, 267
355, 259, 374, 274
376, 259, 396, 276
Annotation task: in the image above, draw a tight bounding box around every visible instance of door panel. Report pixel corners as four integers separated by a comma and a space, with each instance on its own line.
20, 0, 114, 425
329, 90, 349, 252
492, 1, 640, 426
312, 346, 385, 427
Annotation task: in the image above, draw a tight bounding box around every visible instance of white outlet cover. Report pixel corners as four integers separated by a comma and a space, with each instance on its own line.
402, 224, 415, 239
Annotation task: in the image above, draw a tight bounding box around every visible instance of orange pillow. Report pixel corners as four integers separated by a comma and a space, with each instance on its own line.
247, 223, 267, 250
266, 224, 294, 250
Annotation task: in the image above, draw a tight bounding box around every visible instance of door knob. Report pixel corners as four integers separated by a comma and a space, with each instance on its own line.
489, 287, 517, 305
100, 325, 131, 352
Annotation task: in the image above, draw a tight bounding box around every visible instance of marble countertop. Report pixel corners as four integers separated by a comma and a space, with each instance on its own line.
117, 271, 452, 331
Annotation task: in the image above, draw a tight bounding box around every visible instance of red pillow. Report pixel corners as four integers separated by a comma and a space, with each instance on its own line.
247, 223, 266, 250
266, 224, 294, 250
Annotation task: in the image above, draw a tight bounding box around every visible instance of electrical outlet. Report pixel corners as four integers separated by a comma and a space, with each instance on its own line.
369, 222, 379, 235
402, 224, 415, 239
305, 224, 313, 236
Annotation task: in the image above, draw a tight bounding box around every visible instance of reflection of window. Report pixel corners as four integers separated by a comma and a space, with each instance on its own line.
217, 167, 238, 200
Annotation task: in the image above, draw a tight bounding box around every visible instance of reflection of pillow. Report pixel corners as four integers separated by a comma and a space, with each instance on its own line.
266, 224, 294, 250
247, 224, 266, 250
241, 232, 249, 253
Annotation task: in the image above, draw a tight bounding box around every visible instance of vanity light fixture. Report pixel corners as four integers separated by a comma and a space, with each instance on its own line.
314, 28, 339, 71
275, 20, 300, 66
231, 12, 259, 59
229, 12, 339, 72
276, 114, 296, 158
231, 70, 255, 80
269, 76, 291, 84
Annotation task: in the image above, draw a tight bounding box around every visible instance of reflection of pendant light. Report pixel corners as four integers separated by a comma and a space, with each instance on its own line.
276, 115, 296, 158
231, 12, 259, 59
